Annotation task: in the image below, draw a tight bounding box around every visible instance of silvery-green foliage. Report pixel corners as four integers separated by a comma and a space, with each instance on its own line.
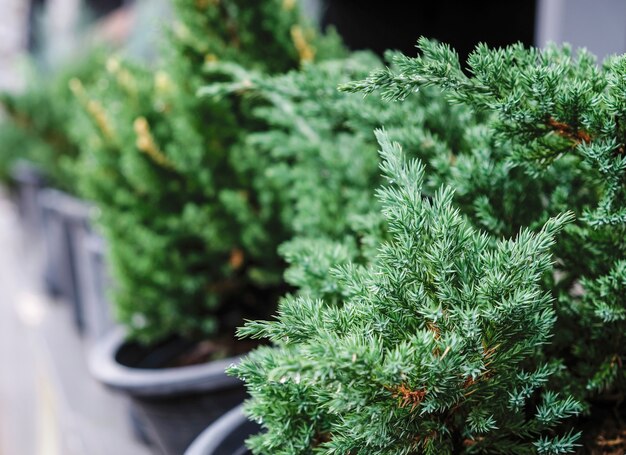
343, 38, 626, 399
233, 131, 580, 454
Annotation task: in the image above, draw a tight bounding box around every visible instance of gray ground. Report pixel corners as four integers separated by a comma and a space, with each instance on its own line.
0, 191, 151, 455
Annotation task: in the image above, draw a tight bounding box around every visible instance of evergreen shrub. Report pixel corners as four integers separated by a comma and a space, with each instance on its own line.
233, 132, 581, 454
343, 38, 626, 405
207, 50, 482, 303
70, 0, 342, 344
233, 39, 626, 453
0, 52, 104, 189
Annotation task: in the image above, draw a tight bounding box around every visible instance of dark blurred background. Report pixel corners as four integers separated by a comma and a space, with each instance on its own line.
4, 0, 624, 95
320, 0, 536, 62
25, 0, 538, 62
7, 0, 623, 93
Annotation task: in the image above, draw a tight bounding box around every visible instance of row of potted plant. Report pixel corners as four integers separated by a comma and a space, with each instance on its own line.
3, 50, 112, 337
1, 2, 625, 454
4, 0, 347, 453
69, 2, 345, 453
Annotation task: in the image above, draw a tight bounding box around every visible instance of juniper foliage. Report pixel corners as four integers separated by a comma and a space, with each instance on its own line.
203, 51, 487, 304
233, 131, 581, 454
0, 51, 104, 188
70, 0, 341, 344
343, 38, 626, 400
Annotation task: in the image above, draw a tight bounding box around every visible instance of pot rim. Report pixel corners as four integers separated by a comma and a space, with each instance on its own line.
88, 328, 243, 397
10, 160, 46, 185
37, 188, 94, 221
184, 404, 249, 455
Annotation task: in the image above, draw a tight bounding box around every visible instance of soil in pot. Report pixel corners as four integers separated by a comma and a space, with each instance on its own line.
578, 399, 626, 454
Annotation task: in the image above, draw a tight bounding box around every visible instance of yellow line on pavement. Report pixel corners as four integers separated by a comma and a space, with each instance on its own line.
36, 365, 61, 455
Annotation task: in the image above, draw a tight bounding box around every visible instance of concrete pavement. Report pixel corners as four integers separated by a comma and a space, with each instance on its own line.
0, 190, 151, 455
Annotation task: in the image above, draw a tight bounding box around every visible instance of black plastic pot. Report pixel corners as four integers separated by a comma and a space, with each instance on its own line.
38, 189, 93, 332
38, 189, 73, 299
80, 232, 116, 339
89, 329, 248, 455
9, 160, 46, 233
185, 405, 259, 455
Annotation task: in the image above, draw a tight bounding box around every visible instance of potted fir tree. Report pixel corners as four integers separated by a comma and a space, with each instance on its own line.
231, 39, 626, 453
342, 39, 626, 450
81, 1, 343, 452
1, 69, 71, 233
232, 132, 581, 453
